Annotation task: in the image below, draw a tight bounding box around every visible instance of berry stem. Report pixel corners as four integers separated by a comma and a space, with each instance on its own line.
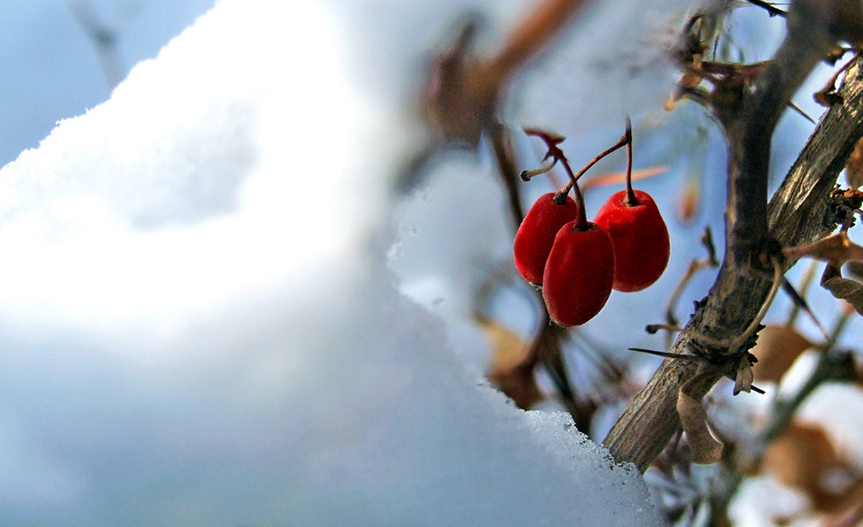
557, 123, 632, 202
560, 157, 589, 228
520, 161, 556, 181
622, 117, 639, 206
525, 123, 633, 228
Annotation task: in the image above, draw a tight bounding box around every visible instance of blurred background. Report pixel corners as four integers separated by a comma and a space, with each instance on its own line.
1, 1, 861, 526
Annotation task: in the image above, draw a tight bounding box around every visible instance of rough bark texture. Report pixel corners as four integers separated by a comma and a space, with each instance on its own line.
603, 0, 863, 472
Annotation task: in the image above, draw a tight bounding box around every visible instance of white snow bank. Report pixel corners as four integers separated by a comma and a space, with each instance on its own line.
0, 0, 666, 525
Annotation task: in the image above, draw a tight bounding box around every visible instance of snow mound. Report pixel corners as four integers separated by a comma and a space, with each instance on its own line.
0, 0, 664, 525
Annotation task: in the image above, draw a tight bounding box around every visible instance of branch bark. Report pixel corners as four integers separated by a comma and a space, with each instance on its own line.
603, 0, 863, 472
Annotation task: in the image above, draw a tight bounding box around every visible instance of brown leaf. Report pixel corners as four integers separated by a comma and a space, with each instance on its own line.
829, 0, 863, 47
763, 422, 863, 513
821, 264, 863, 316
426, 0, 591, 145
663, 93, 678, 112
734, 359, 754, 395
423, 21, 498, 145
815, 85, 845, 107
785, 233, 863, 266
844, 136, 863, 189
476, 315, 544, 409
491, 0, 591, 81
846, 261, 863, 281
751, 325, 815, 383
677, 178, 701, 224
832, 188, 863, 209
580, 165, 667, 192
821, 489, 863, 527
665, 69, 705, 110
681, 68, 704, 91
677, 390, 723, 464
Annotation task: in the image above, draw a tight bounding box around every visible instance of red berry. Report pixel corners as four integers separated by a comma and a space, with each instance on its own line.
542, 222, 615, 326
594, 189, 670, 292
513, 192, 579, 284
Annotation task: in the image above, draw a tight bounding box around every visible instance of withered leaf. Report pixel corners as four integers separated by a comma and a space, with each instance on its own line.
476, 315, 543, 409
762, 421, 863, 513
751, 325, 814, 383
522, 127, 565, 145
581, 165, 667, 192
664, 70, 705, 111
492, 0, 589, 80
815, 86, 844, 107
845, 136, 863, 189
784, 233, 863, 265
734, 359, 754, 395
677, 390, 723, 464
677, 179, 701, 224
821, 264, 863, 316
847, 261, 863, 281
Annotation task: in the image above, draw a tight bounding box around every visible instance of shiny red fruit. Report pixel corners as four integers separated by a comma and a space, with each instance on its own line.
513, 192, 579, 284
542, 222, 615, 326
594, 189, 670, 292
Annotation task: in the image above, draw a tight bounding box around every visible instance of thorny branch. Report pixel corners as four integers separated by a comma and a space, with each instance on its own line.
603, 0, 863, 472
415, 0, 863, 482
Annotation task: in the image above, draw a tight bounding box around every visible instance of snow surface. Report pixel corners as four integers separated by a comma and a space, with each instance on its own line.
0, 0, 676, 525
0, 1, 217, 167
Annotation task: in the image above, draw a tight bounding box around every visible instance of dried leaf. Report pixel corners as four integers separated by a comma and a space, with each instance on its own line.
677, 178, 701, 224
845, 136, 863, 189
664, 69, 705, 110
832, 188, 863, 209
734, 359, 754, 395
815, 85, 845, 107
785, 233, 863, 265
821, 264, 863, 316
580, 165, 667, 192
847, 261, 863, 281
822, 489, 863, 527
476, 315, 543, 409
764, 422, 835, 501
762, 422, 863, 513
830, 0, 863, 50
492, 0, 590, 79
681, 69, 704, 91
677, 390, 722, 464
423, 20, 498, 145
663, 93, 678, 112
522, 127, 565, 145
751, 325, 815, 383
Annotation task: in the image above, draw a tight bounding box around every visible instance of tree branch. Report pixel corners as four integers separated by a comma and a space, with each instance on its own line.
768, 60, 863, 245
603, 0, 863, 472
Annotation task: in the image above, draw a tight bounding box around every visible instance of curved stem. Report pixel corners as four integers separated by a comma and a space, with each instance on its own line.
558, 129, 631, 200
729, 256, 784, 354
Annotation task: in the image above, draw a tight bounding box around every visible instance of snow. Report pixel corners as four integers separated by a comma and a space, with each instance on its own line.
0, 0, 672, 525
514, 0, 697, 138
0, 1, 217, 167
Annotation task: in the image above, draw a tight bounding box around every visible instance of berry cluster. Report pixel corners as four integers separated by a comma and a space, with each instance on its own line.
513, 122, 670, 326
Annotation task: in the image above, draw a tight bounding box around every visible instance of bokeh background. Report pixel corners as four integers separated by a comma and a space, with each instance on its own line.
0, 1, 860, 526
